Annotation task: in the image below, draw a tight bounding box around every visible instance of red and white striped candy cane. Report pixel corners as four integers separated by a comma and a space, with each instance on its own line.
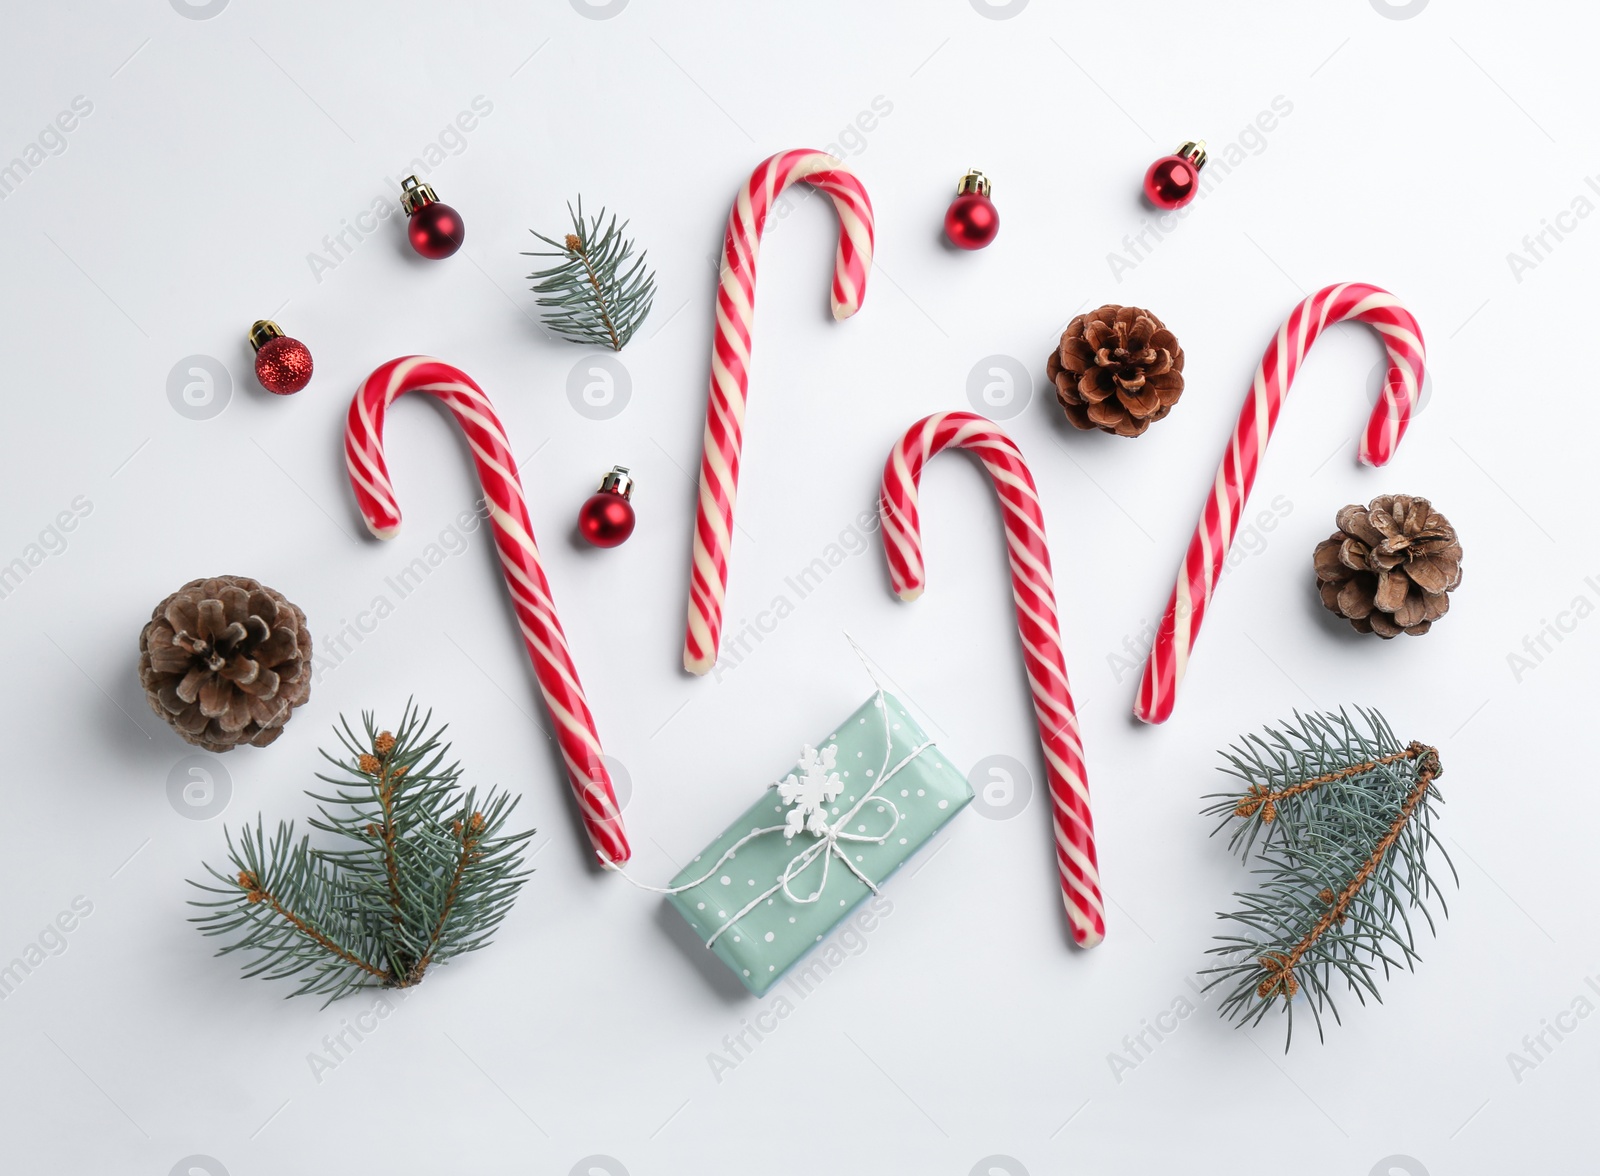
684, 148, 874, 675
1135, 282, 1426, 725
880, 412, 1105, 949
345, 356, 630, 864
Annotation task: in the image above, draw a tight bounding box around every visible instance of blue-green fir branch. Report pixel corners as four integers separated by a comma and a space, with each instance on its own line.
189, 701, 533, 1004
1200, 708, 1453, 1048
525, 198, 655, 350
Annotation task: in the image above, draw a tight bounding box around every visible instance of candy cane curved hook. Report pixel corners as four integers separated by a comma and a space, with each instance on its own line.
684, 148, 875, 675
345, 356, 630, 864
1136, 282, 1427, 725
880, 412, 1104, 949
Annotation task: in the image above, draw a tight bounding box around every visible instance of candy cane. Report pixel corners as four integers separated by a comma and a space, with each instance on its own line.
880, 412, 1105, 949
1135, 282, 1426, 725
683, 148, 875, 675
345, 356, 629, 864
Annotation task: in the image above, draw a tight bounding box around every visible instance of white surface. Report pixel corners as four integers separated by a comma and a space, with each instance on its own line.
0, 2, 1592, 1173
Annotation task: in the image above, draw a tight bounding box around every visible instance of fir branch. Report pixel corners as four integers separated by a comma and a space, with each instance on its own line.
237, 863, 390, 984
190, 701, 534, 1005
407, 808, 484, 985
1200, 708, 1455, 1048
524, 197, 656, 350
189, 819, 387, 1003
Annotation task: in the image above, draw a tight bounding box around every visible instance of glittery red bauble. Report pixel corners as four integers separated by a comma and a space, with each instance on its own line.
1143, 156, 1200, 210
944, 192, 999, 250
577, 491, 635, 548
408, 201, 465, 259
254, 336, 313, 395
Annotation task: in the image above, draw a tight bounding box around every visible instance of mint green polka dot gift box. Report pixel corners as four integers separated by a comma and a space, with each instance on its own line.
666, 692, 972, 995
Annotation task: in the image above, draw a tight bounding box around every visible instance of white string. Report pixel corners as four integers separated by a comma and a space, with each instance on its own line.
843, 630, 889, 694
605, 669, 935, 949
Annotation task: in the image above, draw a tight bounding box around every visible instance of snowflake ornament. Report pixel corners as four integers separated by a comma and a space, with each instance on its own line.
777, 744, 843, 838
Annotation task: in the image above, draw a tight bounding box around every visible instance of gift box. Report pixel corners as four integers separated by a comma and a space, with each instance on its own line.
666, 692, 971, 995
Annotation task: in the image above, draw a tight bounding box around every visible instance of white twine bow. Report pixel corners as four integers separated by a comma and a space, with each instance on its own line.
604, 683, 934, 949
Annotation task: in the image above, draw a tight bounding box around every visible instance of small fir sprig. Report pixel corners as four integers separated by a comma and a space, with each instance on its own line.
524, 198, 655, 350
190, 702, 533, 1004
1201, 708, 1454, 1048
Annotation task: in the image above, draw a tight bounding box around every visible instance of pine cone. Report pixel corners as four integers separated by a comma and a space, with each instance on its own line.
1313, 496, 1462, 638
138, 576, 312, 751
1047, 305, 1184, 436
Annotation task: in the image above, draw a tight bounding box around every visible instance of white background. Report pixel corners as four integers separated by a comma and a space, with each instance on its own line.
0, 1, 1593, 1173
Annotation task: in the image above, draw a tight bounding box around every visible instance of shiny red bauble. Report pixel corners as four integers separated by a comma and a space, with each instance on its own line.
1143, 157, 1198, 209
248, 320, 313, 395
945, 193, 999, 250
255, 337, 314, 394
400, 175, 465, 260
578, 467, 636, 548
578, 494, 634, 547
1142, 141, 1208, 211
944, 170, 999, 250
408, 200, 465, 259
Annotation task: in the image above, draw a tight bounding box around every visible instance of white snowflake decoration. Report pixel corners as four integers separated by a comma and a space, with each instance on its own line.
777, 744, 843, 838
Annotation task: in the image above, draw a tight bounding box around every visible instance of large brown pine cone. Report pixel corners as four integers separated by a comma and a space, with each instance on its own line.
1313, 496, 1462, 638
138, 576, 312, 751
1047, 305, 1184, 437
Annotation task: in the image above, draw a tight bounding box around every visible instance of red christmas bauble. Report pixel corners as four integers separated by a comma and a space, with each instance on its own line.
944, 192, 999, 250
1143, 155, 1200, 210
254, 335, 313, 395
408, 200, 465, 259
578, 491, 635, 548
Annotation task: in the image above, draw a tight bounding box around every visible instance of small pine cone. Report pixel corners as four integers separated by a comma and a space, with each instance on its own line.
1047, 305, 1184, 436
1256, 953, 1298, 999
1234, 784, 1268, 818
137, 576, 312, 752
1313, 495, 1462, 638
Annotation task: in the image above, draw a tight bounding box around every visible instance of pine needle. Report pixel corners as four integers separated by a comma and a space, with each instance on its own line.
524, 197, 656, 350
189, 701, 534, 1005
1200, 707, 1454, 1049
